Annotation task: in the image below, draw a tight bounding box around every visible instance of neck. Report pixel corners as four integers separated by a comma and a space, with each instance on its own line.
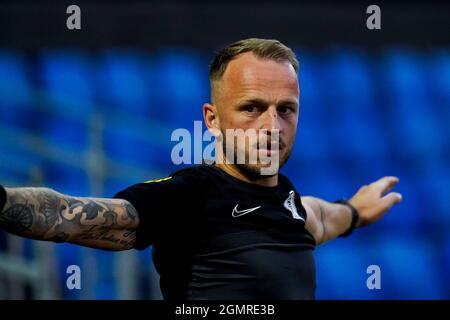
215, 162, 279, 187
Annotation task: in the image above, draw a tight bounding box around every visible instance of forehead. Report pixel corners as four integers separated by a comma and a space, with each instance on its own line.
220, 52, 299, 102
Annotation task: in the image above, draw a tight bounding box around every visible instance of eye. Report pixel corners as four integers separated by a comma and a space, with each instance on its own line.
242, 104, 259, 113
278, 105, 294, 115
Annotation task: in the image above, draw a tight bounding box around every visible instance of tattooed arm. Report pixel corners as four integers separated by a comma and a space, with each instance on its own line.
0, 187, 139, 251
302, 176, 402, 245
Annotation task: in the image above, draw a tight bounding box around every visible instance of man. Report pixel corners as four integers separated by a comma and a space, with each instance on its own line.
0, 38, 402, 299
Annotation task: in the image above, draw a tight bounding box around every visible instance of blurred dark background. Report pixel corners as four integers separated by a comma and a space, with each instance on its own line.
1, 0, 449, 48
0, 0, 449, 299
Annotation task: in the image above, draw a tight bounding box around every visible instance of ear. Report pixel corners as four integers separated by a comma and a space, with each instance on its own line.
203, 103, 221, 136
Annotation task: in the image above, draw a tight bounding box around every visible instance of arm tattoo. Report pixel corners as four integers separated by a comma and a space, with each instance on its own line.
0, 204, 33, 234
0, 187, 139, 250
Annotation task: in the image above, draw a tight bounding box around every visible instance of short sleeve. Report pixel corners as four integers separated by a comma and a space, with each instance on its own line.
113, 168, 207, 250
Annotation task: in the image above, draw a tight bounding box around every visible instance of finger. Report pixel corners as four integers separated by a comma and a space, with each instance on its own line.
379, 192, 402, 212
371, 176, 400, 195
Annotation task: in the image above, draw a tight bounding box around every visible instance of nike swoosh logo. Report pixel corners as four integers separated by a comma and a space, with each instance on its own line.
232, 204, 262, 218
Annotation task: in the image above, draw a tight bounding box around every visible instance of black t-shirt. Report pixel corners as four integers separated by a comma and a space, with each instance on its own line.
113, 164, 317, 300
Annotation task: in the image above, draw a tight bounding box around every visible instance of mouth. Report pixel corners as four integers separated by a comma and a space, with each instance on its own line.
255, 144, 282, 159
255, 141, 282, 152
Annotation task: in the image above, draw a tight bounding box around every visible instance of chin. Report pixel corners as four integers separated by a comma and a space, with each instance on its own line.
236, 160, 283, 179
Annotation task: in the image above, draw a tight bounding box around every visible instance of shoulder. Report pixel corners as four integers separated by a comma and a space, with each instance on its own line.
169, 164, 215, 178
166, 164, 217, 185
150, 164, 217, 189
278, 173, 299, 194
114, 165, 213, 199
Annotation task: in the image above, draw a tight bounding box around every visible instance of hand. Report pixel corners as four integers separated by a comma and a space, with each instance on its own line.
349, 176, 402, 228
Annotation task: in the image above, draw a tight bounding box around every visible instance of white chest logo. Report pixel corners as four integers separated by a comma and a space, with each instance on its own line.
232, 204, 261, 218
284, 190, 305, 221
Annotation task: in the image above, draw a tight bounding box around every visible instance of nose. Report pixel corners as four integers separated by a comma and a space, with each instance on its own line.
261, 106, 281, 132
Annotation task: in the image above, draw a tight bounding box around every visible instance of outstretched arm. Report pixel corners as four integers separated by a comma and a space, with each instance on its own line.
302, 176, 402, 245
0, 186, 139, 251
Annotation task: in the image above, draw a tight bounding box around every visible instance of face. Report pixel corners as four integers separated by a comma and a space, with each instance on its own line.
204, 52, 299, 178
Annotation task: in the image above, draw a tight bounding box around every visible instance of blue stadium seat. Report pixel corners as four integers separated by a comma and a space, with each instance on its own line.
103, 123, 158, 169
315, 240, 373, 299
367, 235, 444, 299
430, 50, 450, 139
93, 250, 117, 299
146, 50, 209, 128
41, 161, 90, 196
42, 113, 90, 151
39, 51, 95, 150
0, 138, 43, 185
326, 49, 388, 162
432, 51, 450, 101
295, 49, 333, 162
383, 50, 445, 160
0, 51, 34, 129
287, 159, 354, 200
97, 50, 151, 117
419, 164, 450, 227
296, 117, 331, 164
39, 50, 95, 115
316, 233, 444, 299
